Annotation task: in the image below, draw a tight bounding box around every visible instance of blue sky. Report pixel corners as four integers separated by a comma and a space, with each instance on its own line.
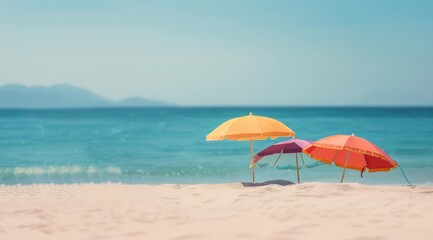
1, 0, 432, 106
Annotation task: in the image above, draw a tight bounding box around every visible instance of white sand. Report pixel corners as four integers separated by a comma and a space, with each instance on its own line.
1, 182, 433, 240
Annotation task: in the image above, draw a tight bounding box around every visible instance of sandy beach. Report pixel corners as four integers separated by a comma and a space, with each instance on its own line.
0, 182, 432, 240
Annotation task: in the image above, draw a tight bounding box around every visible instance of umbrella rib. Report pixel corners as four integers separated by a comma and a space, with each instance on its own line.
222, 120, 240, 140
330, 149, 340, 165
252, 116, 264, 139
273, 150, 284, 166
223, 118, 253, 140
332, 136, 350, 165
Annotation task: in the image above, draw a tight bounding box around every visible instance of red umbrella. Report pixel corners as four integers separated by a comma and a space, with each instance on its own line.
303, 134, 398, 183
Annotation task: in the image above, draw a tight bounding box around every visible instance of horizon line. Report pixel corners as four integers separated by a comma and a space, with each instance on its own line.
0, 105, 432, 110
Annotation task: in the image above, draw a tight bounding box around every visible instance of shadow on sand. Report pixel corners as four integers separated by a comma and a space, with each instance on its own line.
241, 179, 295, 187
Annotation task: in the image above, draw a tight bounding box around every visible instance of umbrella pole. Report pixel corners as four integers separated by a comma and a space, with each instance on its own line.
296, 153, 300, 184
340, 151, 351, 183
250, 139, 255, 183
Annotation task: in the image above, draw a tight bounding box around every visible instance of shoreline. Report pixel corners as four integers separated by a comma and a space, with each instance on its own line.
0, 180, 430, 187
1, 182, 433, 239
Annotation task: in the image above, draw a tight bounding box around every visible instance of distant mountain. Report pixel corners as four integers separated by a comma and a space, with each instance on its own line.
0, 84, 172, 108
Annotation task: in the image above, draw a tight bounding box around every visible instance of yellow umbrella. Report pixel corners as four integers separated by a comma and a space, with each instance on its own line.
206, 112, 295, 182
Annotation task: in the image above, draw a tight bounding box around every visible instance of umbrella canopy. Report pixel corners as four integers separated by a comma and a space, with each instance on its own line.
206, 113, 295, 141
254, 139, 312, 163
206, 113, 295, 182
303, 134, 398, 183
253, 138, 312, 184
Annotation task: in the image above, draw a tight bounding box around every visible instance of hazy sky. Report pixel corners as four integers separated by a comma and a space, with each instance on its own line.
1, 0, 432, 106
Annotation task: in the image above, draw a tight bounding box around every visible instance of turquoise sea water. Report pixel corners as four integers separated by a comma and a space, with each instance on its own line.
0, 107, 432, 185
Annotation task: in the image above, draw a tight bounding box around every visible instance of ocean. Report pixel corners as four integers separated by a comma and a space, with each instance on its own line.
0, 107, 432, 185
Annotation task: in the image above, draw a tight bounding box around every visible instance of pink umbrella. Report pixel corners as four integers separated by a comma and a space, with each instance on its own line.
254, 139, 313, 183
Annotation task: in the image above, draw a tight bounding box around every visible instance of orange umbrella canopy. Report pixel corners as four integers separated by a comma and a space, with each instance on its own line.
303, 134, 397, 177
206, 113, 295, 141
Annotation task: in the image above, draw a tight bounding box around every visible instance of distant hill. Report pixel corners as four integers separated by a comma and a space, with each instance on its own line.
0, 84, 172, 108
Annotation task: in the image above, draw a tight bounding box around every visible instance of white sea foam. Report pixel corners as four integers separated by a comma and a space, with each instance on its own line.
106, 166, 122, 174
2, 166, 122, 176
